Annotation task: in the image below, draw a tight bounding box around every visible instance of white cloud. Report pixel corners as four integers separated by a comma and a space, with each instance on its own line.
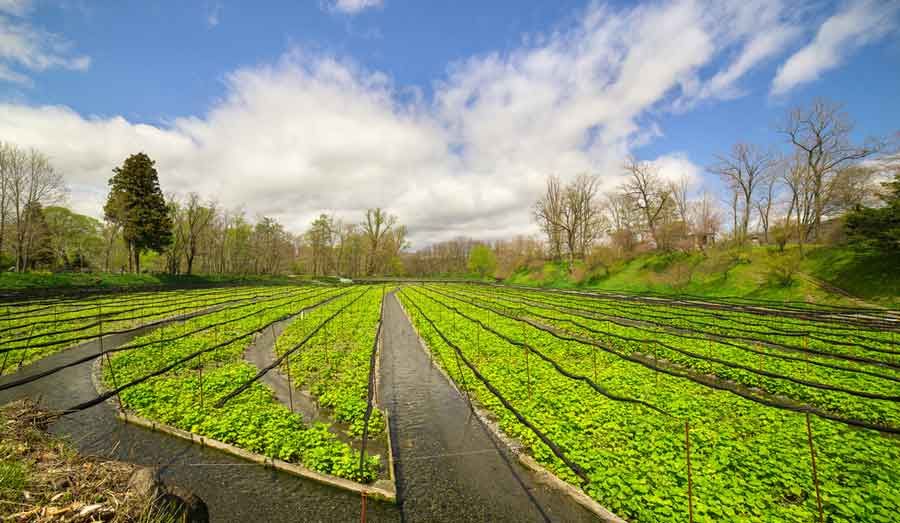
0, 0, 861, 247
326, 0, 383, 15
771, 0, 900, 95
0, 10, 90, 85
0, 0, 30, 16
649, 152, 702, 184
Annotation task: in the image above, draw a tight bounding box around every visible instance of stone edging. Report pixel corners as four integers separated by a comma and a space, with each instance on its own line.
90, 341, 397, 503
394, 290, 627, 523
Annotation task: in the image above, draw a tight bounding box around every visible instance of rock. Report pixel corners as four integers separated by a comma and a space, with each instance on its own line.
128, 466, 163, 502
129, 467, 208, 522
155, 485, 209, 523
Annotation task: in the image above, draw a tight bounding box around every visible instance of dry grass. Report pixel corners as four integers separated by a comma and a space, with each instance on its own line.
0, 400, 174, 523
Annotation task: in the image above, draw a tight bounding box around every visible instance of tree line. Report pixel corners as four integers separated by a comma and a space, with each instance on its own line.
0, 148, 412, 278
1, 97, 895, 281
529, 99, 896, 267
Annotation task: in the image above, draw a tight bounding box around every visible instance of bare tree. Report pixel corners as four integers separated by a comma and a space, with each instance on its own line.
533, 176, 564, 261
709, 143, 774, 244
755, 170, 777, 243
691, 190, 722, 238
6, 147, 66, 271
622, 157, 671, 249
183, 192, 215, 275
362, 208, 397, 276
780, 99, 883, 240
667, 176, 688, 225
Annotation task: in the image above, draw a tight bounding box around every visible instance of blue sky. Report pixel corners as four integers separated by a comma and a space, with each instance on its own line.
1, 0, 899, 245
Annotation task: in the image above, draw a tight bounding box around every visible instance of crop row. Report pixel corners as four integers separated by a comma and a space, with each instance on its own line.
0, 286, 295, 374
275, 285, 387, 438
103, 285, 381, 482
399, 285, 900, 523
433, 284, 900, 428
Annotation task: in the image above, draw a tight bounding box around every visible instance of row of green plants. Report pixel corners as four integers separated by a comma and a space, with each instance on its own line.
500, 286, 900, 358
275, 286, 387, 438
399, 285, 900, 523
437, 284, 900, 427
103, 285, 380, 482
0, 286, 287, 373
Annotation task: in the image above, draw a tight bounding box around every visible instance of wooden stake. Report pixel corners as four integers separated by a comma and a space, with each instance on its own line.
685, 419, 694, 523
805, 412, 825, 523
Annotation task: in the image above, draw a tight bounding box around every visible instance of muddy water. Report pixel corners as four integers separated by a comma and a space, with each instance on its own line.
380, 293, 600, 522
0, 321, 401, 523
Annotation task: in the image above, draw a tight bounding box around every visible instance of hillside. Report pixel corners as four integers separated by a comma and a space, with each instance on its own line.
505, 245, 899, 308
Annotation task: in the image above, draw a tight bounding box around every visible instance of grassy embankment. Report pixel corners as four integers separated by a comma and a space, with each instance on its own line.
505, 245, 899, 307
0, 272, 298, 292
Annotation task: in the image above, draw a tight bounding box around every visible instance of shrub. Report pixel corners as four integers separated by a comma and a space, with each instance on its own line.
765, 252, 802, 287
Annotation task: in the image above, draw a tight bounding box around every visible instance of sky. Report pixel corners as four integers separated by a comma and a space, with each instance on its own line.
1, 0, 899, 248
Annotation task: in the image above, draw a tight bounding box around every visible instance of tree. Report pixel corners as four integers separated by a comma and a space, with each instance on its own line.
20, 202, 53, 270
361, 208, 397, 276
534, 174, 604, 264
182, 193, 215, 275
844, 172, 900, 254
0, 145, 66, 271
622, 157, 672, 249
44, 206, 104, 270
780, 99, 883, 240
307, 214, 335, 276
467, 244, 496, 279
709, 143, 774, 244
104, 153, 173, 273
533, 176, 564, 261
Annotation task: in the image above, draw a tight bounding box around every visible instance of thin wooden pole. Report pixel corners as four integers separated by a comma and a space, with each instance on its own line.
805, 412, 825, 523
685, 419, 694, 523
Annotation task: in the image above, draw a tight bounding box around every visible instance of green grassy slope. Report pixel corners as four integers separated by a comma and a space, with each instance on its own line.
505, 245, 899, 307
0, 271, 297, 292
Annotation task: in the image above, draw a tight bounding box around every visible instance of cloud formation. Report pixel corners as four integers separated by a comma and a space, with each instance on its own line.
771, 0, 900, 95
0, 5, 90, 86
326, 0, 383, 15
0, 0, 875, 247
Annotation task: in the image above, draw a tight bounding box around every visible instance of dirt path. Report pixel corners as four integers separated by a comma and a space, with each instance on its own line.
380, 292, 601, 523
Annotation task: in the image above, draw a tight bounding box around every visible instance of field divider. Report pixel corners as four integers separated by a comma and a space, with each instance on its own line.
409, 287, 674, 416
458, 286, 900, 363
401, 290, 593, 486
57, 289, 352, 415
0, 288, 332, 391
426, 287, 900, 434
428, 286, 900, 402
214, 288, 371, 408
0, 285, 255, 326
0, 288, 305, 355
0, 287, 288, 350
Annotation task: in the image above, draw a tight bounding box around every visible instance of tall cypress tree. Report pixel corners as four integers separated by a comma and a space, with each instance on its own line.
103, 153, 172, 273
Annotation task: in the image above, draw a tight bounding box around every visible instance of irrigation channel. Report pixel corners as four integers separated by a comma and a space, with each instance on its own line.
0, 286, 602, 522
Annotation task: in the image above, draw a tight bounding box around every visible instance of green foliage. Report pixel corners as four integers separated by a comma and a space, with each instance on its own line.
400, 284, 900, 523
104, 153, 173, 271
276, 288, 386, 438
467, 244, 496, 279
845, 172, 900, 254
43, 206, 104, 271
0, 286, 274, 373
102, 285, 381, 482
764, 251, 802, 287
0, 460, 26, 495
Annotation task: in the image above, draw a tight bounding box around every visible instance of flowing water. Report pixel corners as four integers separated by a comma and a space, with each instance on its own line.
0, 293, 603, 522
